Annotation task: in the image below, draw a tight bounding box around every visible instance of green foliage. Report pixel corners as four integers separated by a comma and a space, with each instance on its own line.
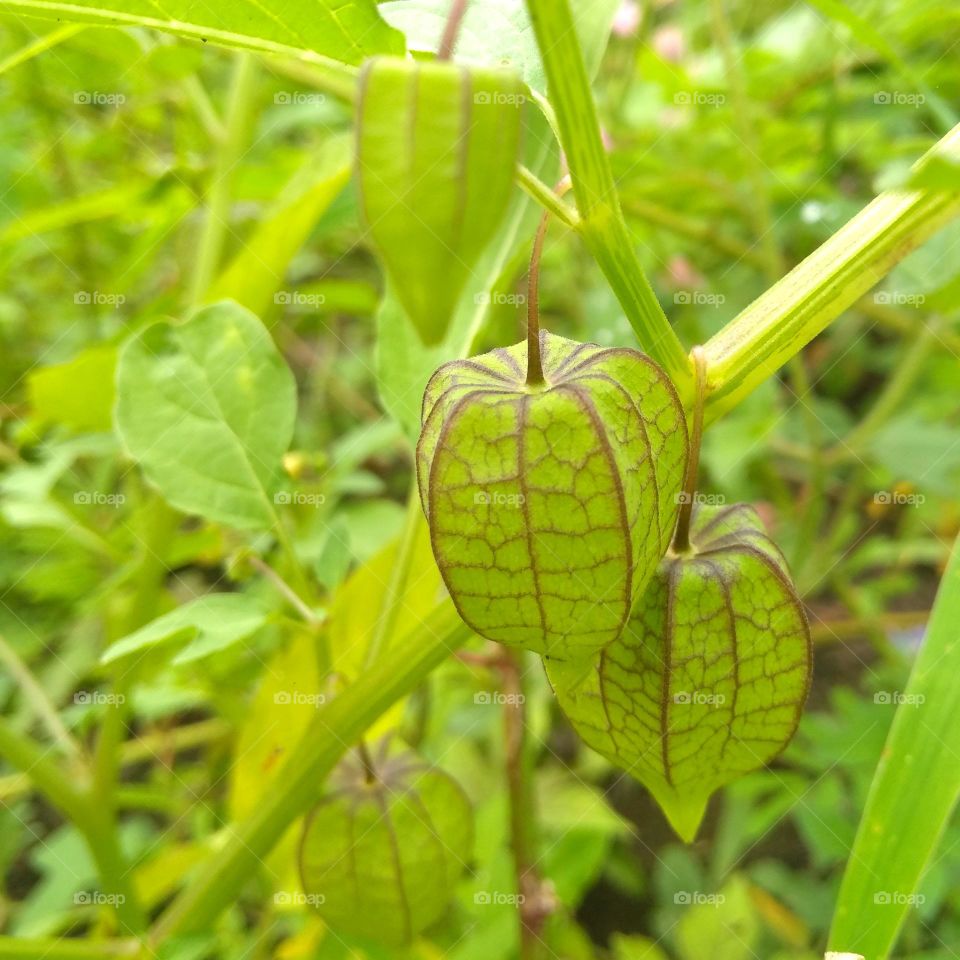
357, 57, 524, 345
1, 0, 404, 64
209, 134, 352, 315
550, 504, 810, 841
101, 593, 268, 665
115, 301, 296, 531
28, 344, 117, 433
0, 0, 959, 958
417, 331, 686, 659
299, 747, 473, 946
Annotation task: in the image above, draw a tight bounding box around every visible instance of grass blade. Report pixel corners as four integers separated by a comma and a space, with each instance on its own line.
829, 534, 960, 958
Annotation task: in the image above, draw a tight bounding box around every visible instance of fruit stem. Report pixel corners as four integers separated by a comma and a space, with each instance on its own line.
672, 347, 708, 554
526, 176, 572, 386
438, 0, 469, 60
357, 740, 378, 785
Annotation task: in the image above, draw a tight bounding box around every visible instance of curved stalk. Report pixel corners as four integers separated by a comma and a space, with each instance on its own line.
672, 348, 707, 554
437, 0, 469, 60
525, 178, 572, 385
525, 210, 547, 385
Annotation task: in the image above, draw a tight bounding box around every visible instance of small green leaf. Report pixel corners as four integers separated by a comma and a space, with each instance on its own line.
417, 331, 687, 660
299, 748, 473, 947
28, 344, 117, 432
357, 56, 524, 345
101, 593, 268, 664
115, 301, 296, 531
550, 504, 811, 841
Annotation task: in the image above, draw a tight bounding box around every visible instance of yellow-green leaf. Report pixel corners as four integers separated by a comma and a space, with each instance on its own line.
29, 344, 117, 432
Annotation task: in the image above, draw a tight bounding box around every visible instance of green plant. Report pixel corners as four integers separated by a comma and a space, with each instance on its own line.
1, 1, 958, 959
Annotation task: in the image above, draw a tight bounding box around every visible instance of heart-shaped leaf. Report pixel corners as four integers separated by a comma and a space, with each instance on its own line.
417, 331, 687, 661
549, 503, 811, 841
357, 56, 524, 345
299, 747, 472, 947
115, 300, 296, 531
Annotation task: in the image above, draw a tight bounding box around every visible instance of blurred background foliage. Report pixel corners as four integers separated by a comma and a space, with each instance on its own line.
0, 0, 959, 957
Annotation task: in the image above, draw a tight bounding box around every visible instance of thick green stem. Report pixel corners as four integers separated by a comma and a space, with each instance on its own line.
153, 603, 470, 940
701, 123, 960, 419
524, 0, 689, 384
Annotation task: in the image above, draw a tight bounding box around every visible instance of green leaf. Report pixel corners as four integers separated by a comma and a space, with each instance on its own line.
28, 344, 117, 432
612, 933, 671, 960
101, 593, 268, 664
381, 0, 620, 95
376, 104, 559, 439
2, 0, 403, 66
829, 534, 960, 959
299, 748, 473, 947
676, 875, 760, 960
357, 56, 524, 345
417, 331, 687, 660
209, 134, 351, 316
550, 504, 811, 841
114, 301, 296, 531
866, 415, 960, 497
803, 0, 955, 129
